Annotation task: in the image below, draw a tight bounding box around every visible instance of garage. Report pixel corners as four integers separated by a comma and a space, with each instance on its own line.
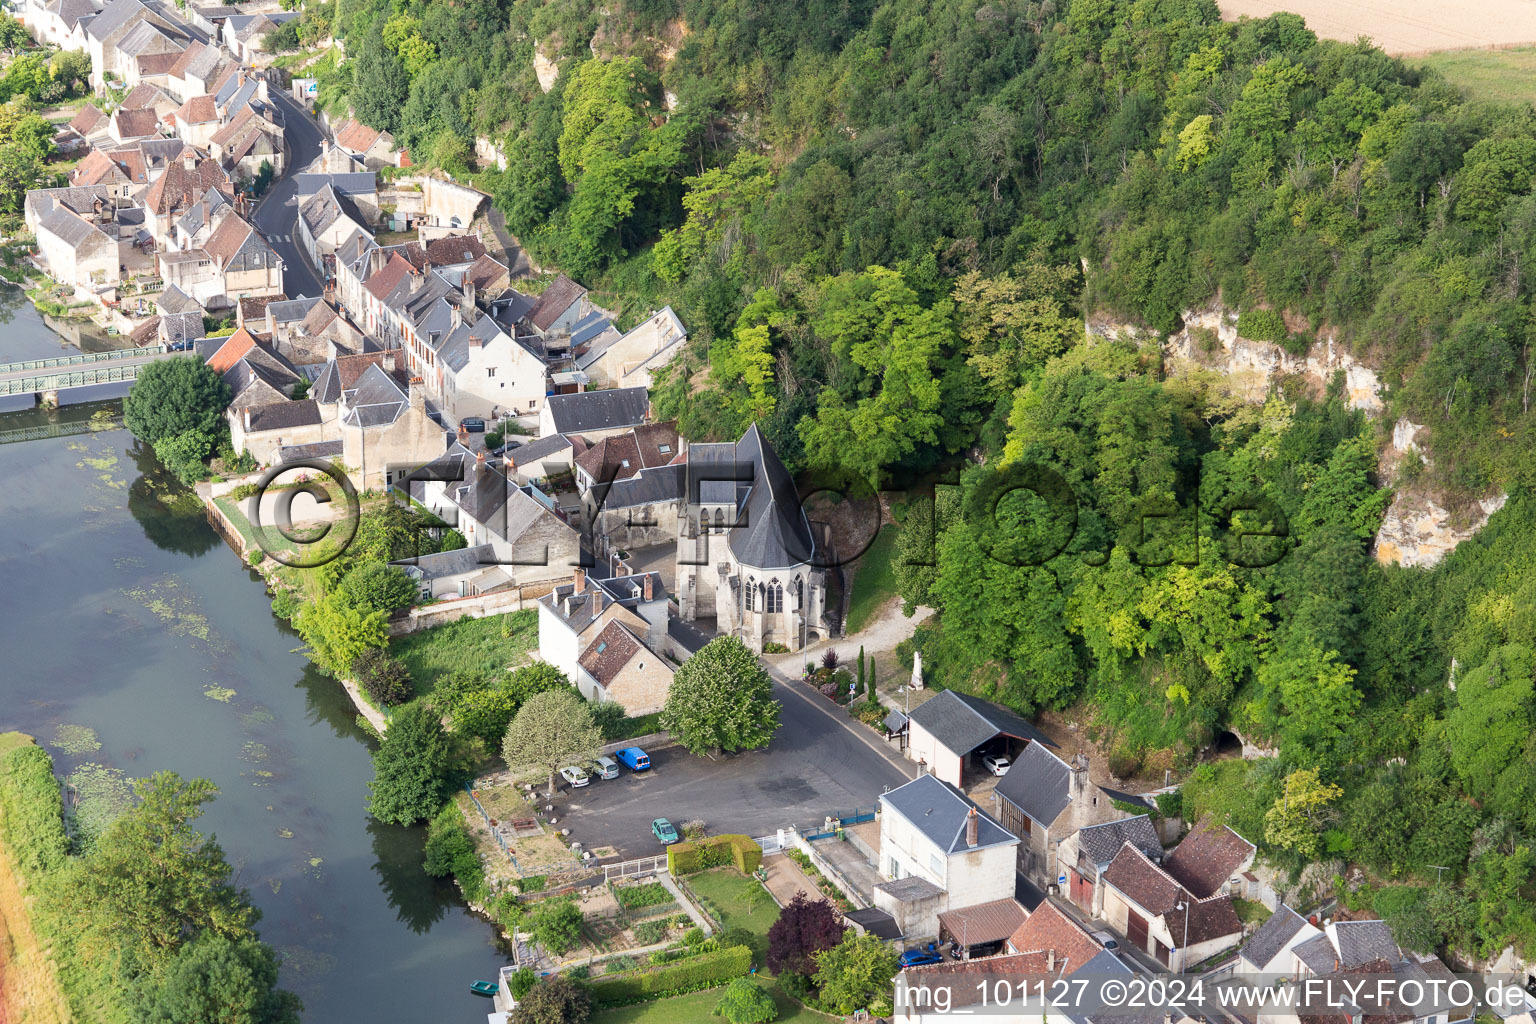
904, 690, 1051, 788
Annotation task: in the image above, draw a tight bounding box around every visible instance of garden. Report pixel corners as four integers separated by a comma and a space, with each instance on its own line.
799, 647, 888, 730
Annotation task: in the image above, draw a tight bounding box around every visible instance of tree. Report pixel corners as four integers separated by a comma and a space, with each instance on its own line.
812, 931, 898, 1016
511, 974, 590, 1024
64, 772, 257, 969
153, 430, 215, 485
131, 935, 302, 1024
294, 591, 389, 678
1263, 644, 1362, 769
1264, 768, 1343, 859
1445, 645, 1536, 807
528, 898, 583, 956
352, 648, 412, 707
661, 636, 780, 756
367, 702, 453, 825
766, 893, 844, 976
502, 688, 603, 796
124, 358, 231, 446
338, 561, 418, 614
715, 978, 778, 1024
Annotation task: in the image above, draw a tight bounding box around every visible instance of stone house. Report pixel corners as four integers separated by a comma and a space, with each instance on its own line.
171, 94, 220, 149
165, 41, 229, 103
1236, 904, 1322, 977
1160, 816, 1257, 898
1057, 813, 1163, 917
536, 570, 655, 685
294, 172, 380, 223
297, 183, 371, 268
992, 744, 1120, 886
574, 305, 687, 389
873, 774, 1019, 939
86, 0, 192, 93
230, 398, 326, 465
142, 150, 232, 245
903, 688, 1049, 789
22, 0, 95, 50
420, 176, 489, 231
1099, 842, 1244, 970
209, 104, 284, 179
523, 273, 589, 341
574, 616, 673, 716
331, 119, 403, 170
506, 433, 580, 486
159, 207, 282, 308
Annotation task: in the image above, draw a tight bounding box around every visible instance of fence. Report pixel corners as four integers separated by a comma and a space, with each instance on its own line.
755, 833, 786, 855
603, 855, 667, 882
463, 782, 526, 874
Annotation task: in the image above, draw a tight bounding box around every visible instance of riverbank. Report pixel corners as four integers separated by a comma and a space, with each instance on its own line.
0, 734, 71, 1024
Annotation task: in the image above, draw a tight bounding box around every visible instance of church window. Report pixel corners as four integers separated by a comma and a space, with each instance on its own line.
745, 582, 755, 612
766, 580, 783, 613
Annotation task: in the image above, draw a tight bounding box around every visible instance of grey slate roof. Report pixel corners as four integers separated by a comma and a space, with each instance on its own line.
279, 439, 342, 462
1076, 815, 1161, 868
160, 310, 204, 345
603, 464, 685, 510
1293, 932, 1339, 975
393, 543, 499, 580
510, 433, 573, 464
906, 689, 1051, 757
246, 399, 320, 431
545, 386, 649, 435
729, 423, 814, 569
87, 0, 151, 41
882, 709, 909, 734
844, 908, 902, 941
994, 739, 1074, 828
293, 172, 377, 198
1332, 920, 1401, 968
1241, 905, 1311, 970
879, 774, 1018, 856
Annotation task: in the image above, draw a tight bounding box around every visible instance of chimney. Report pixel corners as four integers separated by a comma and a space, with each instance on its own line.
382, 352, 396, 372
450, 304, 462, 331
965, 806, 979, 848
237, 70, 246, 87
464, 278, 476, 309
573, 568, 585, 594
476, 449, 486, 465
183, 153, 197, 172
1047, 951, 1055, 972
370, 247, 387, 275
408, 377, 424, 412
643, 574, 653, 601
243, 406, 252, 431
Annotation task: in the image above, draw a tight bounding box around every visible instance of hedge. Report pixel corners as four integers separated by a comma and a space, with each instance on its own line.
0, 739, 69, 876
666, 834, 762, 875
588, 944, 753, 1006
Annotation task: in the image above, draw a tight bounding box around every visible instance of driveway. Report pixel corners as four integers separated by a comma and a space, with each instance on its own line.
252, 90, 328, 299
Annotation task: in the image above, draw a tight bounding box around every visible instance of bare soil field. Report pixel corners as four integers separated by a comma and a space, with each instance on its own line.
1218, 0, 1536, 54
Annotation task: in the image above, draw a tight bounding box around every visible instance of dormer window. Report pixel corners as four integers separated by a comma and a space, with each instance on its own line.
658, 444, 671, 454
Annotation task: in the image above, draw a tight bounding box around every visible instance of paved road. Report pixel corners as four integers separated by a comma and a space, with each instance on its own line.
252, 89, 327, 299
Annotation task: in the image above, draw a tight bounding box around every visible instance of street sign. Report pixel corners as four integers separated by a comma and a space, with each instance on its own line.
1058, 874, 1068, 885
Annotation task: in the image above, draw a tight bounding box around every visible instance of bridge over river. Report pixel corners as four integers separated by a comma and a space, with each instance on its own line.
0, 344, 182, 403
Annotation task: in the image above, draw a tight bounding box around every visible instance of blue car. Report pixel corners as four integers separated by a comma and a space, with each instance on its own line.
899, 944, 944, 968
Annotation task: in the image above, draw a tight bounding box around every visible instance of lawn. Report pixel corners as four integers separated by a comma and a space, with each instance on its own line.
591, 977, 832, 1024
1232, 897, 1272, 927
392, 608, 538, 696
684, 867, 780, 937
1419, 47, 1536, 107
844, 525, 901, 635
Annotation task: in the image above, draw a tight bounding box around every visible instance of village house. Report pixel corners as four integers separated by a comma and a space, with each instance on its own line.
573, 616, 674, 716
1236, 904, 1323, 977
108, 105, 162, 144
576, 421, 684, 548
536, 569, 657, 684
25, 187, 151, 301
1160, 816, 1257, 897
1256, 950, 1472, 1024
873, 774, 1019, 939
209, 103, 285, 179
903, 688, 1049, 789
506, 433, 581, 487
419, 176, 489, 233
86, 0, 196, 94
574, 305, 687, 390
142, 149, 231, 246
56, 103, 111, 154
1098, 841, 1244, 970
208, 326, 302, 412
165, 41, 229, 103
21, 0, 96, 50
992, 744, 1120, 887
221, 10, 298, 62
158, 206, 282, 308
294, 171, 380, 223
540, 386, 650, 442
257, 296, 365, 370
297, 183, 371, 268
171, 94, 219, 148
1057, 814, 1163, 917
331, 118, 405, 169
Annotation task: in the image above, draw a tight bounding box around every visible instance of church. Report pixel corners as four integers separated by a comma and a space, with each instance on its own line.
674, 424, 830, 653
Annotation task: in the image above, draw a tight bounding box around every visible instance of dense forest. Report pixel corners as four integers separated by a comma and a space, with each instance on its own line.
286, 0, 1536, 965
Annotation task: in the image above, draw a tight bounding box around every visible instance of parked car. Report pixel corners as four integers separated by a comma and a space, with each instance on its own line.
459, 417, 486, 433
981, 752, 1011, 776
559, 766, 589, 788
614, 747, 650, 771
652, 817, 680, 845
489, 440, 523, 457
899, 943, 944, 968
592, 755, 619, 780
1091, 930, 1120, 951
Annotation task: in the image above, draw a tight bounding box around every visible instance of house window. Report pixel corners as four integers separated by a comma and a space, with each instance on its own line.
888, 858, 901, 879
745, 582, 755, 612
487, 367, 495, 377
766, 581, 782, 613
929, 853, 943, 876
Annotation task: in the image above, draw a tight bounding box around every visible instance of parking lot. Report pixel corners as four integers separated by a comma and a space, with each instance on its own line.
552, 732, 902, 860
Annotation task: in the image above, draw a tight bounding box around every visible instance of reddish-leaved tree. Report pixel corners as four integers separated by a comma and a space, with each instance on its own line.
766, 892, 845, 976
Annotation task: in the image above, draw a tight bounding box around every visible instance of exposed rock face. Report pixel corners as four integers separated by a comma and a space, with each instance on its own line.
533, 44, 559, 92
1088, 305, 1508, 568
1373, 492, 1508, 568
1161, 308, 1384, 413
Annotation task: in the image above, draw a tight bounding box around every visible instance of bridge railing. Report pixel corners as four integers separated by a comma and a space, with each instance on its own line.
0, 344, 171, 373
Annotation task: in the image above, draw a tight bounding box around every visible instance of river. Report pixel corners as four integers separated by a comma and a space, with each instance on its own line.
0, 289, 506, 1022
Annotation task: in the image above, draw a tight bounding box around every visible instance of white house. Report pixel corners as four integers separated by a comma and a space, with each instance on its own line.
873, 774, 1019, 939
1236, 904, 1323, 977
904, 688, 1049, 789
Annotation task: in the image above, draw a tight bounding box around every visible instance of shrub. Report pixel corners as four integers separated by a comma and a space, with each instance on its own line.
666, 835, 762, 875
0, 741, 68, 876
506, 968, 539, 999
716, 978, 779, 1024
763, 641, 789, 654
530, 897, 584, 955
683, 926, 705, 946
485, 430, 504, 450
818, 682, 839, 700
1155, 790, 1183, 820
1108, 745, 1142, 778
1235, 308, 1287, 343
587, 944, 752, 1006
353, 648, 412, 706
512, 975, 590, 1024
821, 649, 839, 670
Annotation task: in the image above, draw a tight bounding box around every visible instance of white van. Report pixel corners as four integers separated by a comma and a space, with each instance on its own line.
593, 755, 619, 780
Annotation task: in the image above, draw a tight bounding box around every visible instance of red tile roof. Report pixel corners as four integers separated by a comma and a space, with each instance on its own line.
577, 619, 648, 689
334, 119, 384, 153
144, 154, 230, 216
937, 899, 1029, 947
363, 253, 414, 302
1101, 843, 1243, 946
68, 104, 108, 135
207, 327, 258, 374
1006, 899, 1101, 971
175, 94, 217, 124
120, 84, 168, 111
113, 107, 160, 139
1162, 816, 1255, 898
71, 149, 123, 186
137, 51, 181, 76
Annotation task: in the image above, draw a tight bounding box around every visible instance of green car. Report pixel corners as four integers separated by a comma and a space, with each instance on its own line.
652, 817, 680, 845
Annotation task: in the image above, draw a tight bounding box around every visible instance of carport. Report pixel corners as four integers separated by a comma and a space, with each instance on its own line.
904, 690, 1051, 788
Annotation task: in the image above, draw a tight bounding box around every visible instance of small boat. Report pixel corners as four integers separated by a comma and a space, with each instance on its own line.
470, 980, 497, 997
